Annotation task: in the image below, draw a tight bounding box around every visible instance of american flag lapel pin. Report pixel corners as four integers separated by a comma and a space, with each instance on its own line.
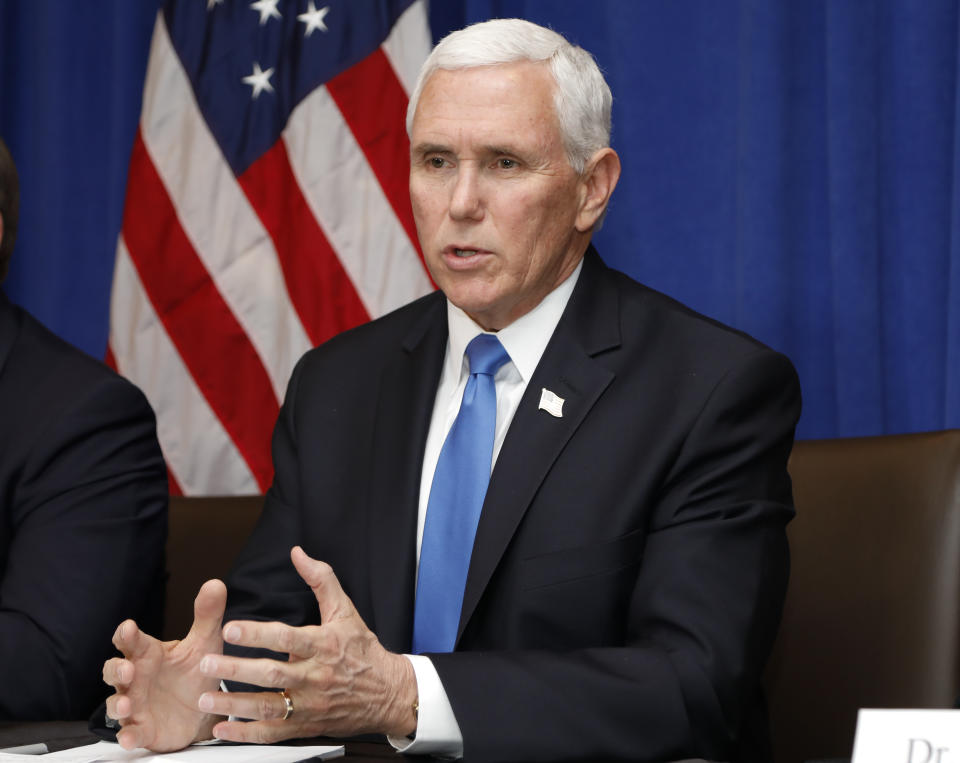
538, 388, 565, 418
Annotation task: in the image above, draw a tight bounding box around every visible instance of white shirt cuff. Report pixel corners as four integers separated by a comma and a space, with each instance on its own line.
387, 654, 463, 758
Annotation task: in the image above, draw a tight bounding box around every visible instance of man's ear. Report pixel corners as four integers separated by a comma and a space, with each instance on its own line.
575, 148, 621, 233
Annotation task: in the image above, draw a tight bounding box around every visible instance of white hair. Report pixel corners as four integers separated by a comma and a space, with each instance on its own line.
406, 18, 612, 174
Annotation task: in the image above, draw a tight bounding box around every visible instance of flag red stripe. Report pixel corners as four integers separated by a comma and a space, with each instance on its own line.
122, 129, 278, 491
327, 48, 431, 279
238, 140, 371, 347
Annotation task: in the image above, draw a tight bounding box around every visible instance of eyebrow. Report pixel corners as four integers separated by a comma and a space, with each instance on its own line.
484, 145, 523, 157
411, 142, 451, 157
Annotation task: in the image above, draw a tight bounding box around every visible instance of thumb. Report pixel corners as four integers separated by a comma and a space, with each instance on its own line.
187, 578, 227, 643
291, 546, 354, 623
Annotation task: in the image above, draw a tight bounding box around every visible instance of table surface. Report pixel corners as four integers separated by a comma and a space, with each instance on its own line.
0, 722, 405, 760
0, 721, 722, 761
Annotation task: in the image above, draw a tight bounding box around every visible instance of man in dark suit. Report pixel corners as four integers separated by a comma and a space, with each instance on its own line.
104, 19, 800, 762
0, 137, 168, 720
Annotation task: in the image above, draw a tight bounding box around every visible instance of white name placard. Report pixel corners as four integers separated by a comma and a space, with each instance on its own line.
852, 709, 960, 763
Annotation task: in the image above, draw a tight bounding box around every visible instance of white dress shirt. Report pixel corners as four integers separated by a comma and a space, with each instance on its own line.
390, 261, 583, 757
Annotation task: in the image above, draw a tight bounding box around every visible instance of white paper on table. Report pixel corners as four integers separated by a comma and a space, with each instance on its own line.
0, 740, 343, 762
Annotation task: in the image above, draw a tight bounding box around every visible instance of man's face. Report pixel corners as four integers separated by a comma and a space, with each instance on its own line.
409, 61, 592, 331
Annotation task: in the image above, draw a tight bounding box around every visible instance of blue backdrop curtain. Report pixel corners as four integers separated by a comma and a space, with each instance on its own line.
1, 0, 958, 440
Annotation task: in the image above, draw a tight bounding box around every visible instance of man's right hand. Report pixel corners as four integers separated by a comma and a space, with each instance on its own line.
102, 579, 227, 751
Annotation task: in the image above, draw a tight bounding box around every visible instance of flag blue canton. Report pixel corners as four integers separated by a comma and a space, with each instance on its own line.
163, 0, 417, 175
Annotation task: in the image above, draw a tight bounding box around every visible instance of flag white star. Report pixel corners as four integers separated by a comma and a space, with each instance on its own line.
298, 2, 330, 36
250, 0, 281, 26
207, 0, 223, 9
242, 62, 275, 99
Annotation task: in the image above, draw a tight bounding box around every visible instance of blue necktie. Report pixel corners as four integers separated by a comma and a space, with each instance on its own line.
413, 334, 511, 653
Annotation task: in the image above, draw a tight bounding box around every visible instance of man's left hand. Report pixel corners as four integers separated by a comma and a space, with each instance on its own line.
196, 546, 418, 743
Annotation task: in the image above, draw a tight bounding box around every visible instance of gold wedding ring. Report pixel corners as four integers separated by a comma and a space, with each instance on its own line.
280, 690, 294, 721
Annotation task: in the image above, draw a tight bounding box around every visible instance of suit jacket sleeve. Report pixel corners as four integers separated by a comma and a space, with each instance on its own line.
430, 349, 800, 763
0, 354, 167, 720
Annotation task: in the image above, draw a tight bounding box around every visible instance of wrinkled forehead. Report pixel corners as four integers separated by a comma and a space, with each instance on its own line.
412, 61, 561, 136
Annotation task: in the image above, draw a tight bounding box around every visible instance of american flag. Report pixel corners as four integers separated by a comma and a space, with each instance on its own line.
107, 0, 434, 495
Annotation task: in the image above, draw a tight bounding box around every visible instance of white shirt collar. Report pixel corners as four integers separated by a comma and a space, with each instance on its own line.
443, 259, 583, 382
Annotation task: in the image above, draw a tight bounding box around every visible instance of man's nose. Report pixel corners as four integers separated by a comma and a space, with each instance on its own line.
448, 167, 483, 221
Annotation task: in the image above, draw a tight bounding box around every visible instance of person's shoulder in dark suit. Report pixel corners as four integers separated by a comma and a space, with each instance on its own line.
0, 292, 168, 721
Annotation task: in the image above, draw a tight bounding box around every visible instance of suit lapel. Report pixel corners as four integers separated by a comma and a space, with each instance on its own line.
367, 294, 448, 653
458, 249, 622, 642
